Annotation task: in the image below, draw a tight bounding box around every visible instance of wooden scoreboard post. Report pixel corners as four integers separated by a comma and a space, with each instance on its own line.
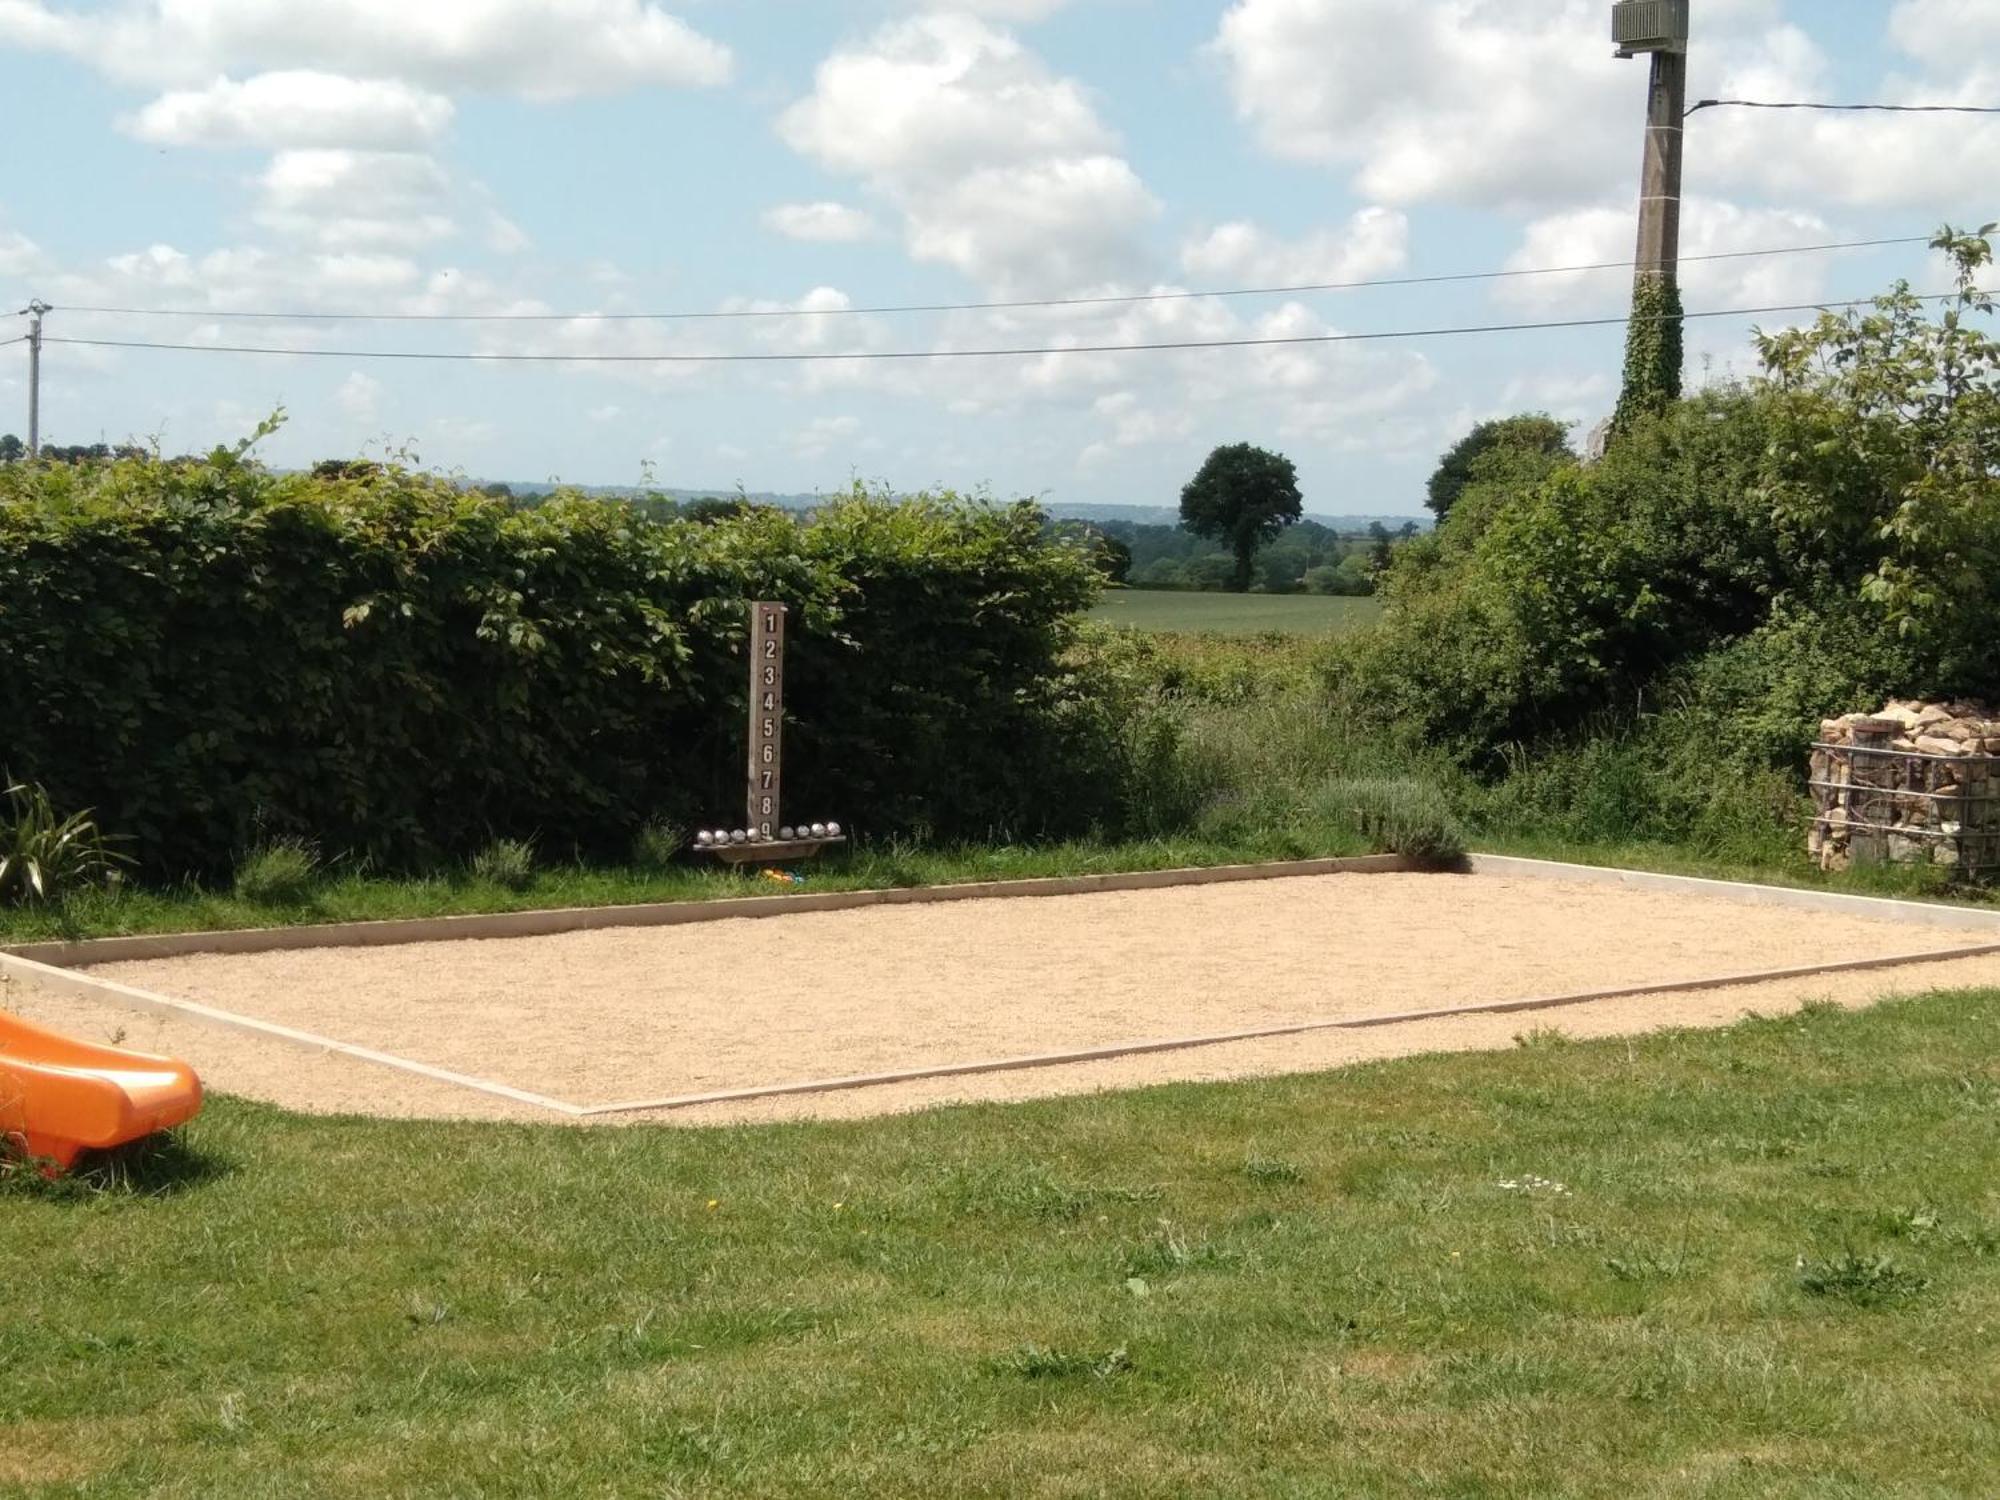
693, 600, 844, 863
748, 601, 784, 839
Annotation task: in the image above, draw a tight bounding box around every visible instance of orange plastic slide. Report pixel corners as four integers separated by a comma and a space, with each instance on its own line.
0, 1010, 203, 1172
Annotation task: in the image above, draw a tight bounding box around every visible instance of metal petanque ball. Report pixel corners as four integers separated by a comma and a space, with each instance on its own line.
826, 821, 842, 838
729, 829, 747, 844
809, 822, 827, 837
694, 830, 712, 847
779, 826, 795, 840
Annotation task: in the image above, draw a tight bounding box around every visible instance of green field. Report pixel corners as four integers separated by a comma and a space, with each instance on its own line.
10, 989, 2000, 1496
1089, 590, 1382, 635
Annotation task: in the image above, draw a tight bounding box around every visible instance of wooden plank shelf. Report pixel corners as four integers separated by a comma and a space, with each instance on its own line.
694, 835, 847, 865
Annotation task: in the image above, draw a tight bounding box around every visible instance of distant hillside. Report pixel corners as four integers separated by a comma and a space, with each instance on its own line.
1043, 503, 1428, 532
479, 481, 1426, 534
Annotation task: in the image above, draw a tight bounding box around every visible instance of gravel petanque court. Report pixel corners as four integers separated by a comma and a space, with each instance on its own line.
55, 870, 1991, 1117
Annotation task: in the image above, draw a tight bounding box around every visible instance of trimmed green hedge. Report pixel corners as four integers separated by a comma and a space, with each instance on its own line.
0, 453, 1108, 876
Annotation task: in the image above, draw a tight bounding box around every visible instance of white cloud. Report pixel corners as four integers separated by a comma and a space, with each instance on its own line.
483, 212, 529, 254
0, 226, 41, 276
587, 403, 624, 423
1209, 0, 2000, 217
777, 14, 1156, 292
336, 370, 382, 422
1689, 26, 2000, 210
1076, 389, 1195, 467
762, 201, 879, 244
906, 156, 1155, 291
1494, 370, 1611, 429
125, 71, 453, 149
92, 239, 426, 315
793, 414, 860, 459
1209, 0, 1631, 209
1496, 197, 1837, 311
0, 0, 731, 99
1180, 206, 1408, 287
1889, 0, 2000, 72
948, 0, 1078, 17
255, 149, 455, 249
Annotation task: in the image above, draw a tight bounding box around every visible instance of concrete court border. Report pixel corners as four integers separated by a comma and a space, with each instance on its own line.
5, 853, 2000, 1119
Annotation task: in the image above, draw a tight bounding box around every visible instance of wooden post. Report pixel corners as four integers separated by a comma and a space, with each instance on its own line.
746, 602, 784, 839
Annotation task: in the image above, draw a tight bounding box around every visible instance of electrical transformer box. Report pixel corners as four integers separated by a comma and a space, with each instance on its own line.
1612, 0, 1690, 56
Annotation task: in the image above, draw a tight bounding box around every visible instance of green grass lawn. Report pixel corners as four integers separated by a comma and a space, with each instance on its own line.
2, 829, 1986, 946
0, 832, 1380, 944
8, 989, 2000, 1496
1089, 590, 1383, 635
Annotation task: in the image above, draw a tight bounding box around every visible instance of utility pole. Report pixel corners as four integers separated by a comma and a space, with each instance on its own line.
24, 299, 50, 459
1610, 0, 1691, 432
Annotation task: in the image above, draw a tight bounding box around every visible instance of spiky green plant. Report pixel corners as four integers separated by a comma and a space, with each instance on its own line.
0, 781, 131, 905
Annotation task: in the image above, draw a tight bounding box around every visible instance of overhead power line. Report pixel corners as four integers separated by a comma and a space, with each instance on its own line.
39, 291, 1980, 367
35, 235, 1930, 325
1688, 98, 2000, 117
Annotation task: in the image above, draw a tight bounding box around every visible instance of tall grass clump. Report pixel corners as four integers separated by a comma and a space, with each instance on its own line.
1312, 777, 1466, 868
469, 838, 536, 891
630, 817, 686, 873
232, 837, 321, 905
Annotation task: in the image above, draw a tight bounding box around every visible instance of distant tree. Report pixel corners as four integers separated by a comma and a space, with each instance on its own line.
1093, 532, 1132, 584
312, 459, 383, 481
1184, 553, 1239, 591
38, 442, 144, 465
1367, 520, 1393, 572
682, 496, 752, 525
1303, 556, 1376, 597
1050, 521, 1132, 584
0, 433, 22, 463
477, 481, 515, 500
626, 494, 681, 523
1178, 442, 1304, 592
1397, 520, 1419, 540
1129, 558, 1189, 590
1425, 414, 1573, 520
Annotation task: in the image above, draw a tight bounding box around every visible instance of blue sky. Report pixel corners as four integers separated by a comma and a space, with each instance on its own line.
1, 0, 1994, 515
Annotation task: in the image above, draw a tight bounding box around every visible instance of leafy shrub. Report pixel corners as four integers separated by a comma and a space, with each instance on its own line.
1313, 778, 1466, 868
0, 781, 129, 905
630, 817, 686, 872
233, 838, 320, 904
0, 456, 1105, 877
1340, 234, 1999, 774
469, 838, 535, 890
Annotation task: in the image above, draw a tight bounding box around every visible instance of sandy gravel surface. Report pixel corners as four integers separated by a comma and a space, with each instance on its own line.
10, 946, 2000, 1129
16, 871, 1981, 1120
